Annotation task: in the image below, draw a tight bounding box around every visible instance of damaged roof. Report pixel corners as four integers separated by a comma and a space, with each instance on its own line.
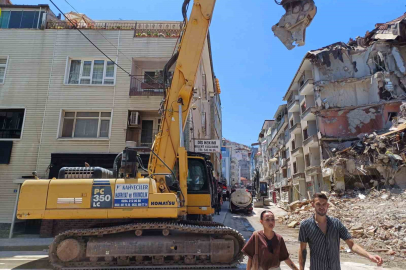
282, 12, 406, 99
375, 12, 406, 30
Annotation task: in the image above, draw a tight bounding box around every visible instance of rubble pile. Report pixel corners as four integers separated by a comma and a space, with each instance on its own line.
323, 105, 406, 187
280, 189, 406, 261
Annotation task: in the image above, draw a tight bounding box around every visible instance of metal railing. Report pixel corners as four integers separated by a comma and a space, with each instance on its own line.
291, 147, 303, 156
303, 134, 318, 146
46, 21, 183, 38
46, 21, 136, 30
0, 130, 21, 139
287, 95, 299, 109
129, 76, 165, 97
301, 106, 315, 119
126, 128, 159, 148
134, 22, 183, 38
289, 122, 301, 132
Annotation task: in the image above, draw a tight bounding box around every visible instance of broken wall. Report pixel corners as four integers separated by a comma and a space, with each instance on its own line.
318, 102, 401, 137
394, 167, 406, 189
312, 43, 406, 112
315, 79, 380, 109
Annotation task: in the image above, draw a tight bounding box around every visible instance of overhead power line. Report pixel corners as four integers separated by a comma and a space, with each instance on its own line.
49, 0, 132, 76
50, 0, 177, 90
63, 0, 133, 64
63, 0, 175, 85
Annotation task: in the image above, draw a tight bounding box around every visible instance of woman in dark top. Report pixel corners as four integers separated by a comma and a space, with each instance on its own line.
242, 210, 299, 270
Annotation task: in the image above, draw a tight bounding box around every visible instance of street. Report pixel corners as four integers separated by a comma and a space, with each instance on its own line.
0, 201, 403, 270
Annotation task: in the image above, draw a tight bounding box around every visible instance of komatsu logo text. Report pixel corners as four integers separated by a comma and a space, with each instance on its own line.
151, 201, 175, 206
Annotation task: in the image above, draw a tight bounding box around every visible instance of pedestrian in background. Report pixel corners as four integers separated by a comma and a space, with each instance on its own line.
242, 210, 299, 270
298, 193, 383, 270
215, 184, 222, 215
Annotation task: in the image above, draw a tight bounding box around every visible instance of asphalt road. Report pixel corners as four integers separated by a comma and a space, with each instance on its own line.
0, 201, 402, 270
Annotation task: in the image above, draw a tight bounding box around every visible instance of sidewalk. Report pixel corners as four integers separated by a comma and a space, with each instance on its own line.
213, 201, 229, 224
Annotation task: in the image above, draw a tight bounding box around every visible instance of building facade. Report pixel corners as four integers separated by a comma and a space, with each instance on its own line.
222, 138, 251, 186
0, 4, 221, 226
257, 13, 406, 206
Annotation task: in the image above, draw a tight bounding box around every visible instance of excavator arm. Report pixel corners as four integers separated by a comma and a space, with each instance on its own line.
149, 0, 317, 179
149, 0, 216, 181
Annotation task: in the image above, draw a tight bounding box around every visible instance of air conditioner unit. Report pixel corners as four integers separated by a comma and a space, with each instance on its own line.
129, 111, 140, 126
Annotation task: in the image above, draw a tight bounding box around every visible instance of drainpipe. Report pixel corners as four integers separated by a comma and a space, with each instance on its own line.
37, 7, 41, 29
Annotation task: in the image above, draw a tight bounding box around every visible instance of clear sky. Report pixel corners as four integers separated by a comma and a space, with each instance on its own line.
14, 0, 406, 146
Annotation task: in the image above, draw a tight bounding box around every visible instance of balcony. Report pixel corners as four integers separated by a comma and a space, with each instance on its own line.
129, 76, 165, 97
306, 165, 322, 176
299, 79, 314, 95
126, 128, 159, 149
289, 122, 302, 134
301, 106, 316, 121
288, 96, 300, 113
292, 173, 305, 185
291, 147, 303, 157
303, 134, 319, 147
281, 179, 288, 187
274, 181, 282, 189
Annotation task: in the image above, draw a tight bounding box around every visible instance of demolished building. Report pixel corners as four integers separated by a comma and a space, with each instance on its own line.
257, 12, 406, 204
312, 13, 406, 191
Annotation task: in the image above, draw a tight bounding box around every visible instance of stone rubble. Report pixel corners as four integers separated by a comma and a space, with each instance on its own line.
279, 189, 406, 263
323, 102, 406, 188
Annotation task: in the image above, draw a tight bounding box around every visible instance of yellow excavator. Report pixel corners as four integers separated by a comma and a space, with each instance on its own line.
16, 0, 316, 268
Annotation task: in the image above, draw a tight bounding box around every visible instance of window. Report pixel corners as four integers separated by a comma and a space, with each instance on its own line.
301, 102, 307, 114
281, 150, 286, 159
299, 73, 306, 87
303, 128, 308, 140
0, 57, 8, 84
187, 159, 209, 193
388, 112, 398, 122
157, 118, 162, 131
373, 54, 386, 72
143, 70, 172, 85
60, 111, 111, 138
293, 162, 297, 174
283, 168, 287, 178
201, 112, 207, 136
66, 59, 115, 85
292, 140, 296, 150
144, 71, 158, 84
0, 10, 45, 29
0, 109, 25, 139
140, 120, 154, 147
305, 154, 310, 167
202, 74, 207, 99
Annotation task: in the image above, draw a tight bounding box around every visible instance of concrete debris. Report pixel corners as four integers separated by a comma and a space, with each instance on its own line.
323, 105, 406, 188
281, 189, 406, 264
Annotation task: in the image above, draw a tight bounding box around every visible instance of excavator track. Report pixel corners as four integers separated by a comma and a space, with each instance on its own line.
49, 221, 246, 270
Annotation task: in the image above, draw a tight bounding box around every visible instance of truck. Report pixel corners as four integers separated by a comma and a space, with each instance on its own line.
229, 188, 253, 214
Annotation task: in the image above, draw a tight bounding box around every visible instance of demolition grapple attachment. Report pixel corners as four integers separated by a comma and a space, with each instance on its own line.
272, 0, 317, 50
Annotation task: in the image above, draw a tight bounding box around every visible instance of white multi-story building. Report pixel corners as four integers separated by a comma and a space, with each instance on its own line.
0, 4, 222, 232
222, 138, 250, 186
